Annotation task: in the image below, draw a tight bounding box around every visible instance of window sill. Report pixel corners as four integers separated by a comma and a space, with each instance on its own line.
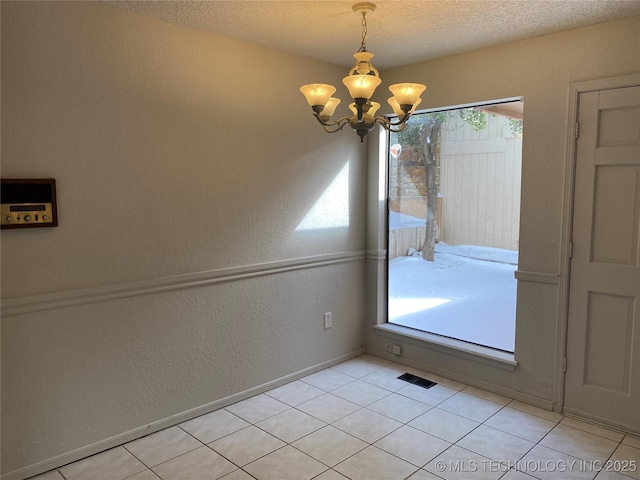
373, 323, 518, 371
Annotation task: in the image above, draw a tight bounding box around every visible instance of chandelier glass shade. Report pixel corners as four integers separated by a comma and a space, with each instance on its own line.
300, 2, 426, 142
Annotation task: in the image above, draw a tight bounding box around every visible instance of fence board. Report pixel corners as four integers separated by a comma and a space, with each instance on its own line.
440, 115, 521, 250
389, 226, 426, 259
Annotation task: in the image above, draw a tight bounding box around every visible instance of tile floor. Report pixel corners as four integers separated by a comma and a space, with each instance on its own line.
32, 354, 640, 480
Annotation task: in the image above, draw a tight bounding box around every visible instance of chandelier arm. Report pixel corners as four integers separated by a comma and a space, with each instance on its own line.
313, 114, 351, 133
374, 115, 410, 132
386, 123, 409, 133
379, 116, 407, 127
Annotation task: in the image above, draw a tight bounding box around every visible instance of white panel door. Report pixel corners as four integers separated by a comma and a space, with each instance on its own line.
564, 85, 640, 432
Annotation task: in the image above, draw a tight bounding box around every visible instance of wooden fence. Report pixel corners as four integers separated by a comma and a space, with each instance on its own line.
439, 114, 522, 251
389, 225, 426, 259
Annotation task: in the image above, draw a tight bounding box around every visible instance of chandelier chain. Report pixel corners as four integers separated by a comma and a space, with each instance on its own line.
359, 11, 368, 52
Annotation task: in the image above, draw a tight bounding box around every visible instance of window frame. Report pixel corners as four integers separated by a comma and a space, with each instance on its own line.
371, 97, 523, 369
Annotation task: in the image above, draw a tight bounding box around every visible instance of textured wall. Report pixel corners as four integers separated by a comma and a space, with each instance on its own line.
367, 16, 640, 405
0, 2, 366, 476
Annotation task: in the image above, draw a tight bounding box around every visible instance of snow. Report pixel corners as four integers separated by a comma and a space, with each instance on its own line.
389, 211, 426, 230
389, 242, 518, 352
432, 242, 518, 265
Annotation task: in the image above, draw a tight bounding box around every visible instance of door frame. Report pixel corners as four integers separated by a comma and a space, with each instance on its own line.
557, 72, 640, 414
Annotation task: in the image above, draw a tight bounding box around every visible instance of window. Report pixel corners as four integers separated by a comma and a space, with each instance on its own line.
387, 100, 523, 353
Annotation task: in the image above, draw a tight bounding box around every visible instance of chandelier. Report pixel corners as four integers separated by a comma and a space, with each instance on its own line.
300, 2, 426, 142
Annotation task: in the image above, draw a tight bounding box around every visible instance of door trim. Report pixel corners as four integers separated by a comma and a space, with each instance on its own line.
557, 72, 640, 414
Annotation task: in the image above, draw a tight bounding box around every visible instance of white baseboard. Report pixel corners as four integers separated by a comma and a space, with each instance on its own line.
2, 348, 365, 480
563, 409, 640, 437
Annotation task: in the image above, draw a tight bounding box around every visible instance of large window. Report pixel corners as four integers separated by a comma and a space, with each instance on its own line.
387, 100, 523, 353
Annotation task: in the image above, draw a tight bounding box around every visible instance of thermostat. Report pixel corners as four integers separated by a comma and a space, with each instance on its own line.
1, 178, 58, 229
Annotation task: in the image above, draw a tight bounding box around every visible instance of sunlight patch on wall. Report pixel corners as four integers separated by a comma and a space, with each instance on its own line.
389, 297, 451, 319
296, 162, 349, 231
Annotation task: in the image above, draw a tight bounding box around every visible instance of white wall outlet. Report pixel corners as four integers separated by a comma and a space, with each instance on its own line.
392, 344, 402, 355
324, 312, 332, 329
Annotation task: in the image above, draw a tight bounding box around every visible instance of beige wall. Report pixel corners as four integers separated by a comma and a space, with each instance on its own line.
367, 15, 640, 409
0, 2, 367, 477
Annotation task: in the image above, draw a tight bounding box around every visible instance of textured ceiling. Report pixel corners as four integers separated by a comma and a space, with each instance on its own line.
105, 0, 640, 69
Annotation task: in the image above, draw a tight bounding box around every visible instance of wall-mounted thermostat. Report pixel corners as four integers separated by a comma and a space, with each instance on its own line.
1, 178, 58, 229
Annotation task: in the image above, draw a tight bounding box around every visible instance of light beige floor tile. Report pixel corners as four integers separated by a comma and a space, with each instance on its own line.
420, 373, 467, 391
361, 367, 410, 392
594, 470, 636, 480
309, 468, 349, 480
500, 471, 538, 479
374, 425, 451, 467
383, 362, 411, 373
331, 380, 391, 406
224, 394, 290, 424
409, 408, 480, 443
358, 354, 392, 366
424, 445, 503, 480
331, 358, 383, 379
333, 408, 402, 443
484, 406, 557, 443
180, 409, 250, 444
608, 443, 640, 480
456, 425, 535, 463
437, 392, 504, 422
407, 469, 448, 479
125, 427, 202, 468
152, 446, 236, 480
462, 386, 512, 405
292, 425, 368, 466
256, 408, 325, 443
243, 446, 327, 480
300, 369, 355, 392
219, 470, 255, 480
127, 471, 161, 480
208, 426, 285, 466
398, 383, 459, 406
560, 417, 625, 442
296, 392, 361, 423
540, 424, 619, 463
366, 392, 432, 423
518, 445, 598, 480
388, 363, 428, 377
59, 446, 147, 480
334, 445, 419, 480
507, 400, 563, 423
264, 380, 325, 406
30, 471, 65, 480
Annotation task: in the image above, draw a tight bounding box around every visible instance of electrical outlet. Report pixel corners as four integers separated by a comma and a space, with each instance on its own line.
324, 312, 332, 329
392, 344, 402, 355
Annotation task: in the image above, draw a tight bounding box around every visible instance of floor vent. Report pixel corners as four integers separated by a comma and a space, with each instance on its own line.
397, 372, 437, 389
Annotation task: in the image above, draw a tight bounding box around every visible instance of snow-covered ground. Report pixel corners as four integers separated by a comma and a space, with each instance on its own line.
388, 242, 517, 352
389, 211, 427, 230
